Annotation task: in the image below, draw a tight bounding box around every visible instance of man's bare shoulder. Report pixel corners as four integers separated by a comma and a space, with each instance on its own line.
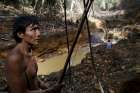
7, 47, 23, 65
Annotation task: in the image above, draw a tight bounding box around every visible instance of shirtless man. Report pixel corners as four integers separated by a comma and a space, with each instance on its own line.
6, 15, 62, 93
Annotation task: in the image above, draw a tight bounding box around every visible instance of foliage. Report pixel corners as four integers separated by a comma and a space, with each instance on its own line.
94, 0, 120, 10
120, 0, 140, 9
0, 0, 58, 7
0, 0, 63, 15
93, 0, 140, 11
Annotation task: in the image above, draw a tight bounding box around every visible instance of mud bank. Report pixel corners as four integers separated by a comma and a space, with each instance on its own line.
38, 39, 140, 93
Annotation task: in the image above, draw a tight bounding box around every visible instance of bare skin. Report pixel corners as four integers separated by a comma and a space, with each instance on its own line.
6, 24, 62, 93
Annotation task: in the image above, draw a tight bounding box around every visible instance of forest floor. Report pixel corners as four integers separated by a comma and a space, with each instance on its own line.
38, 38, 140, 93
1, 3, 140, 92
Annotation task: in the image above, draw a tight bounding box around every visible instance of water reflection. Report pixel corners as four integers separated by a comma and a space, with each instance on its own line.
37, 46, 89, 75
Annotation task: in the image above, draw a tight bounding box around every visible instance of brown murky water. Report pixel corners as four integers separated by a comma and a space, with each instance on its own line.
37, 45, 89, 75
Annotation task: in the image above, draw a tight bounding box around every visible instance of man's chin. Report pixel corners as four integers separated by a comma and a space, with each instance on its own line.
34, 42, 39, 45
32, 41, 39, 45
30, 41, 39, 46
31, 43, 39, 50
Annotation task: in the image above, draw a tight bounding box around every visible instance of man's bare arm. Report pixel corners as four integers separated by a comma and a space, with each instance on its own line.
6, 52, 48, 93
37, 77, 48, 89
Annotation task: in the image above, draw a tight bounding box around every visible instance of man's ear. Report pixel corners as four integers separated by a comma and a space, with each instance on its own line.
17, 32, 24, 39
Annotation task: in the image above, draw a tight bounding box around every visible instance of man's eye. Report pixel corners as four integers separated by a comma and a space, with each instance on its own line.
31, 27, 39, 31
32, 28, 36, 30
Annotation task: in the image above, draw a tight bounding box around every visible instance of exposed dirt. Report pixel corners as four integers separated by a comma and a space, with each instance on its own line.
1, 2, 140, 93
38, 39, 140, 93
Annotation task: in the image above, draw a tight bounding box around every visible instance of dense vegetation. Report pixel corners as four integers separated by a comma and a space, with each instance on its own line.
0, 0, 63, 15
1, 0, 140, 15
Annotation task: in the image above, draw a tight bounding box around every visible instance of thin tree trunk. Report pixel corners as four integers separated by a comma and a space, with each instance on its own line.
60, 0, 64, 12
33, 0, 39, 14
40, 0, 45, 14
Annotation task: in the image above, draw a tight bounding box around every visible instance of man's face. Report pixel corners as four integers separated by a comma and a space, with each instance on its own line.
22, 24, 40, 45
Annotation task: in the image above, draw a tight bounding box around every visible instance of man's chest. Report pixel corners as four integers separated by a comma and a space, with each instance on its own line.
23, 56, 38, 78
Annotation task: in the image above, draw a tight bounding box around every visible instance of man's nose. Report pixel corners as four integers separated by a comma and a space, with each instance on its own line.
36, 29, 41, 38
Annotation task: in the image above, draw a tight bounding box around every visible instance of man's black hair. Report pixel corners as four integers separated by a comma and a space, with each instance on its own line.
13, 15, 40, 43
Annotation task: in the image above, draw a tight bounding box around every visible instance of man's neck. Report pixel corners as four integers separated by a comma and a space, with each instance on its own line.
18, 41, 32, 56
